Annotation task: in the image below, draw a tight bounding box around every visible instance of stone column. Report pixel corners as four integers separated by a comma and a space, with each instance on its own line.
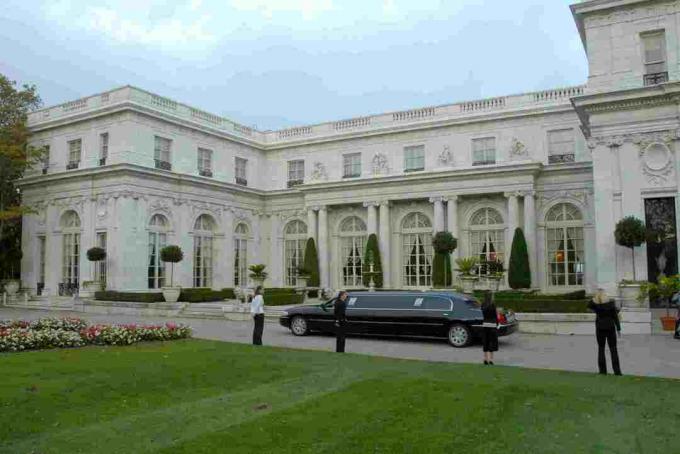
307, 208, 317, 244
318, 206, 329, 288
364, 201, 379, 236
504, 192, 520, 270
592, 140, 618, 293
379, 201, 391, 288
430, 196, 445, 233
222, 207, 235, 288
523, 190, 538, 288
269, 213, 283, 287
446, 195, 459, 260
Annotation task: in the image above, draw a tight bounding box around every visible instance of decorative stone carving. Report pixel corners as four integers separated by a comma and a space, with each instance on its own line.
310, 162, 328, 181
537, 189, 591, 210
509, 138, 528, 158
372, 153, 389, 175
33, 202, 47, 226
438, 145, 453, 166
640, 142, 674, 186
96, 198, 109, 221
584, 3, 680, 28
149, 198, 172, 216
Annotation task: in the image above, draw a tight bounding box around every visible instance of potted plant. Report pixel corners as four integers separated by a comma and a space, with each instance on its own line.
455, 256, 479, 294
484, 259, 505, 292
296, 266, 311, 289
248, 264, 268, 288
615, 216, 647, 303
81, 247, 106, 297
160, 245, 184, 303
0, 240, 22, 296
432, 232, 457, 289
639, 274, 680, 331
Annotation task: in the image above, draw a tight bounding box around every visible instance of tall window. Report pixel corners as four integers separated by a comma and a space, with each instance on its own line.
61, 211, 81, 290
642, 31, 668, 85
42, 145, 50, 174
340, 216, 367, 287
67, 139, 81, 169
95, 232, 107, 286
401, 212, 433, 287
287, 160, 304, 187
546, 203, 585, 287
235, 157, 248, 186
404, 145, 425, 172
343, 153, 362, 178
193, 214, 215, 288
148, 214, 169, 289
154, 136, 172, 170
234, 223, 249, 287
37, 236, 46, 294
472, 137, 496, 166
548, 129, 575, 164
99, 133, 109, 166
469, 207, 505, 275
198, 148, 213, 177
284, 220, 307, 286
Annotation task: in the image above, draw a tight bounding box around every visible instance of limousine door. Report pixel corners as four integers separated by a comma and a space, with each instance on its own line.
345, 296, 374, 334
358, 295, 434, 337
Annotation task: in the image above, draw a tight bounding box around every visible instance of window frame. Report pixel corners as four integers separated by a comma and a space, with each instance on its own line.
547, 129, 575, 164
235, 157, 248, 186
403, 145, 425, 172
471, 137, 496, 166
67, 139, 82, 169
287, 160, 305, 187
197, 147, 213, 177
343, 153, 362, 178
99, 132, 109, 165
154, 136, 172, 170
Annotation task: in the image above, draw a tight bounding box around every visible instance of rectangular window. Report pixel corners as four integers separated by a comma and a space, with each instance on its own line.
67, 139, 81, 169
403, 145, 425, 172
99, 133, 109, 166
642, 31, 668, 85
154, 136, 172, 170
287, 160, 304, 187
96, 232, 107, 286
472, 137, 496, 166
235, 157, 247, 186
37, 236, 46, 294
198, 147, 213, 177
42, 145, 50, 174
343, 153, 362, 178
548, 129, 575, 164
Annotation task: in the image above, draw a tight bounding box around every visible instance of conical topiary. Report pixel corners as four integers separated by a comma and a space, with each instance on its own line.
508, 228, 531, 289
303, 237, 320, 287
362, 233, 383, 288
431, 232, 457, 287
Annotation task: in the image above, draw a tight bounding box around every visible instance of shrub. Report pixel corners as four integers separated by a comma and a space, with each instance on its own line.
95, 291, 164, 303
508, 228, 531, 289
86, 247, 106, 262
160, 245, 183, 287
455, 257, 478, 276
432, 232, 458, 254
303, 238, 320, 287
362, 234, 383, 288
179, 288, 234, 303
248, 264, 268, 280
495, 299, 589, 313
265, 292, 304, 306
614, 216, 646, 281
432, 252, 452, 288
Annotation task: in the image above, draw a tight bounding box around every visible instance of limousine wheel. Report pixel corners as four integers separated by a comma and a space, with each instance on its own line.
448, 324, 471, 348
290, 316, 309, 336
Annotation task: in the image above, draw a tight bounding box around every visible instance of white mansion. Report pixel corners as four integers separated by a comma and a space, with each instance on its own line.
18, 0, 680, 298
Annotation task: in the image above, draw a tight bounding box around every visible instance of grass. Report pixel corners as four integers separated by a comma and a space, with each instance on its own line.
1, 340, 678, 453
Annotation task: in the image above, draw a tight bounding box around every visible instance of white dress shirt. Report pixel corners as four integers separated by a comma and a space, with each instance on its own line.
251, 294, 265, 315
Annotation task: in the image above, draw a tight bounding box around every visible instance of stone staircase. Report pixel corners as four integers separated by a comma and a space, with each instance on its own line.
4, 295, 76, 311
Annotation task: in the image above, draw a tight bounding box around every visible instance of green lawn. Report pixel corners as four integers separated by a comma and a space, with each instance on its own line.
0, 340, 678, 453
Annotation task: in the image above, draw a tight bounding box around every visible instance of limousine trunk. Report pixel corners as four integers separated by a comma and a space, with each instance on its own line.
279, 291, 518, 348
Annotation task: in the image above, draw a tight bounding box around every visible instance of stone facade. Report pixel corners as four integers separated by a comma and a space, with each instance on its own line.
18, 0, 680, 297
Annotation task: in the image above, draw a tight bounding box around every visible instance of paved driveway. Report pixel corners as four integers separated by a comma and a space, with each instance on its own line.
2, 307, 679, 379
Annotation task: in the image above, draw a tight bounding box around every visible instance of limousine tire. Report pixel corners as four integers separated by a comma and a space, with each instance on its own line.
290, 316, 309, 336
448, 324, 471, 348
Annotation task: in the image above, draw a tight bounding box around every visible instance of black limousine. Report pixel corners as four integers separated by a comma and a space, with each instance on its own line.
279, 291, 518, 348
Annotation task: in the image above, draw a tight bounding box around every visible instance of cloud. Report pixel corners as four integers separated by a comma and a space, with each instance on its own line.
229, 0, 335, 20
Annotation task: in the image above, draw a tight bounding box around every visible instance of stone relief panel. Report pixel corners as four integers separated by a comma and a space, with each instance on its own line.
638, 142, 675, 186
310, 162, 328, 182
372, 153, 389, 176
509, 138, 528, 160
437, 145, 453, 167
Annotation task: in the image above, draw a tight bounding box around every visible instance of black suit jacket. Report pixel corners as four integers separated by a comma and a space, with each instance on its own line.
588, 300, 621, 331
334, 298, 347, 323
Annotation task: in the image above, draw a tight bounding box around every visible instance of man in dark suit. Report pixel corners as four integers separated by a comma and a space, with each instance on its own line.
334, 291, 348, 353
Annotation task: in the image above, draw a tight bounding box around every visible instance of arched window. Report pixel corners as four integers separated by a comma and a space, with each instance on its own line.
546, 203, 584, 287
234, 223, 249, 287
401, 212, 433, 287
339, 216, 367, 287
60, 210, 81, 293
148, 214, 169, 289
284, 220, 307, 287
194, 214, 216, 288
468, 207, 505, 275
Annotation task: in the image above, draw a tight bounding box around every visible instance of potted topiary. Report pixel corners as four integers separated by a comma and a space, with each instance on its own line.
639, 274, 680, 331
248, 264, 268, 288
484, 259, 505, 292
432, 232, 457, 289
81, 247, 107, 297
455, 256, 479, 294
296, 266, 311, 290
160, 245, 184, 303
615, 216, 647, 305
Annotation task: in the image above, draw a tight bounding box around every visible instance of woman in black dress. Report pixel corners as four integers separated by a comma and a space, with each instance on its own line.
588, 289, 622, 375
481, 291, 498, 365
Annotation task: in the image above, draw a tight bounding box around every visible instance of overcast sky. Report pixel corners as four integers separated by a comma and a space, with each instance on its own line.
0, 0, 587, 130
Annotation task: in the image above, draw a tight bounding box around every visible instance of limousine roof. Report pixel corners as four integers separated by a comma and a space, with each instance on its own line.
346, 291, 475, 300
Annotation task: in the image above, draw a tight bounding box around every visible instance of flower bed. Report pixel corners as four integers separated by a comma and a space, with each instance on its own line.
0, 317, 191, 353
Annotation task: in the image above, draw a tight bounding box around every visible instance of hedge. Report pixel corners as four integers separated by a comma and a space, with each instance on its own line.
432, 252, 452, 288
493, 299, 589, 313
95, 288, 236, 303
474, 290, 587, 301
508, 228, 531, 289
179, 288, 234, 303
303, 238, 320, 287
265, 293, 304, 306
95, 291, 164, 303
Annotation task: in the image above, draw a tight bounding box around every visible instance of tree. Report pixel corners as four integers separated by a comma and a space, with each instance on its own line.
362, 234, 383, 288
432, 232, 457, 288
302, 238, 320, 287
614, 216, 646, 281
160, 245, 184, 287
508, 228, 531, 289
0, 74, 42, 279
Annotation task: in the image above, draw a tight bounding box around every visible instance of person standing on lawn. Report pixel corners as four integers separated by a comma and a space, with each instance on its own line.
588, 288, 622, 375
251, 286, 265, 345
334, 290, 349, 353
481, 291, 499, 365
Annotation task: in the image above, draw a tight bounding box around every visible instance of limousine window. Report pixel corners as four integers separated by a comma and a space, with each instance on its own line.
463, 298, 481, 308
424, 297, 452, 311
348, 297, 358, 306
413, 297, 424, 307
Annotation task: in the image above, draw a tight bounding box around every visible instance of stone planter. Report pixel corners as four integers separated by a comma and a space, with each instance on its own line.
251, 277, 265, 289
486, 275, 503, 292
618, 283, 647, 309
4, 280, 19, 296
162, 287, 181, 303
296, 276, 309, 290
79, 281, 102, 298
459, 275, 478, 294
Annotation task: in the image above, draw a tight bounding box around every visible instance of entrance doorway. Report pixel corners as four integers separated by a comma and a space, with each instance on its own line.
644, 197, 678, 308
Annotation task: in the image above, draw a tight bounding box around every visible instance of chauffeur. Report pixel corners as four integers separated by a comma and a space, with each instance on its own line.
334, 291, 349, 353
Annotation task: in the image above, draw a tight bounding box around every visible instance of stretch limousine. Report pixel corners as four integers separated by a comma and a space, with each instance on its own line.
279, 291, 518, 348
